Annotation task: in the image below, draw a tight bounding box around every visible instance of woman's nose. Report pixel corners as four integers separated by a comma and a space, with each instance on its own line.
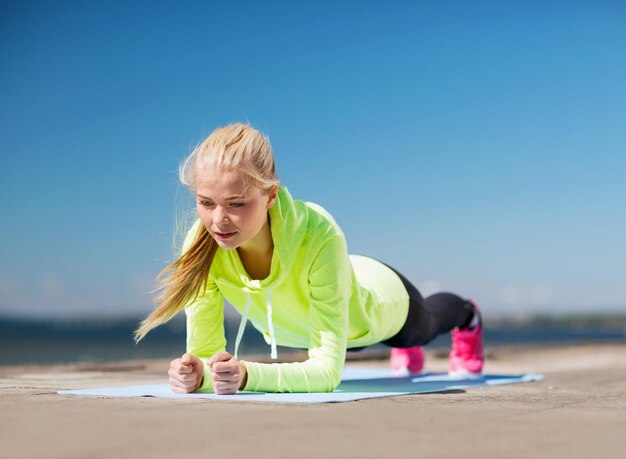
214, 206, 228, 222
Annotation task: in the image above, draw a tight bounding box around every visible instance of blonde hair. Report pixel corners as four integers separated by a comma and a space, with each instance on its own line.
134, 122, 279, 342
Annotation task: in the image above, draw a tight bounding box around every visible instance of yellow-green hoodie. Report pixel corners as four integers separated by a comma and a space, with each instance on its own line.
184, 185, 409, 393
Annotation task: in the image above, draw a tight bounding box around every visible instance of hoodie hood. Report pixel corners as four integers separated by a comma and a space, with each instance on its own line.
263, 184, 309, 288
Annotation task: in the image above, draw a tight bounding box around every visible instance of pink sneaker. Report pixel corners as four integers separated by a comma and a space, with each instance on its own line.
390, 346, 425, 376
449, 300, 484, 378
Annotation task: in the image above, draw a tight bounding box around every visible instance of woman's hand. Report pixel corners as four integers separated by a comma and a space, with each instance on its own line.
207, 351, 248, 395
168, 353, 204, 393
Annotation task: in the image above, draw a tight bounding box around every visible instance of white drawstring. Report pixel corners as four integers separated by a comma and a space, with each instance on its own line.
233, 292, 251, 360
266, 289, 277, 359
233, 288, 278, 360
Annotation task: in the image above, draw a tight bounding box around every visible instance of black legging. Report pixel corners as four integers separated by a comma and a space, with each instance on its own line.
353, 257, 475, 349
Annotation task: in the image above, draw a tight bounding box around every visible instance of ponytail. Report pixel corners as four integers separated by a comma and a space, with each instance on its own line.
134, 222, 217, 343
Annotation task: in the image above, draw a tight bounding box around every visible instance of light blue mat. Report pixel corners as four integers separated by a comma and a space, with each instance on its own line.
58, 367, 543, 403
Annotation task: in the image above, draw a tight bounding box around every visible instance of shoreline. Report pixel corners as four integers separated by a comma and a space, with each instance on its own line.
1, 336, 625, 369
2, 325, 625, 366
2, 337, 626, 368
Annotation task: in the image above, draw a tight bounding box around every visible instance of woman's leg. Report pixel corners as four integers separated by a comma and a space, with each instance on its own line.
379, 263, 475, 348
375, 259, 484, 375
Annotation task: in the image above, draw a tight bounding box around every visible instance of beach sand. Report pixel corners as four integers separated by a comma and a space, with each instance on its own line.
1, 342, 624, 459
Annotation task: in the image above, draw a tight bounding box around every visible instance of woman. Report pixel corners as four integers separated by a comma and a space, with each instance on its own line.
134, 122, 484, 394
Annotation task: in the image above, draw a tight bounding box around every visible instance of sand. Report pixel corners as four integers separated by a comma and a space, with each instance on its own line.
1, 342, 624, 459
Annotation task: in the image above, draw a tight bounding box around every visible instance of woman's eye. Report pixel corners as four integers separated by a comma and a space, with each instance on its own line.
198, 201, 245, 208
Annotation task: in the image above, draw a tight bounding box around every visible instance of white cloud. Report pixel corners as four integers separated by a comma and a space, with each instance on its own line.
418, 279, 441, 297
500, 284, 520, 304
41, 276, 65, 298
0, 274, 17, 295
531, 285, 553, 305
129, 272, 155, 294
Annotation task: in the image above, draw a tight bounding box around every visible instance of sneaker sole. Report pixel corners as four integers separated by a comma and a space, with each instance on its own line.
448, 369, 483, 379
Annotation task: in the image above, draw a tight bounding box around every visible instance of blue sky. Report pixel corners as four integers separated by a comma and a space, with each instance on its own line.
1, 1, 625, 319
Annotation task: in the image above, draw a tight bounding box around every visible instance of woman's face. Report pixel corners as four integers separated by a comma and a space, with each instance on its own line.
195, 166, 276, 251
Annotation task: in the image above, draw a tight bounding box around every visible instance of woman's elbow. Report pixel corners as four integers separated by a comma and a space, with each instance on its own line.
319, 368, 342, 393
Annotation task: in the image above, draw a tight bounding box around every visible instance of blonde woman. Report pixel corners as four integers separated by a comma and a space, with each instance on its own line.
135, 123, 484, 394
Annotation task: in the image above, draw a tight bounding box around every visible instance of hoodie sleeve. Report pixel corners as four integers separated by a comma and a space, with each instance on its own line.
184, 278, 226, 393
241, 234, 350, 392
181, 219, 226, 393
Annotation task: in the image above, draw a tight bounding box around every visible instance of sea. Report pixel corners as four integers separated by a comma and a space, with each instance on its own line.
1, 314, 625, 366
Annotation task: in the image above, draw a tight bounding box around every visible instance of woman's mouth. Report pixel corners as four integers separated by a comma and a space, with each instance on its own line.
215, 231, 237, 240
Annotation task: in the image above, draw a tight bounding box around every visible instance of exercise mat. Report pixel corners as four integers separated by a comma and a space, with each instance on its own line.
58, 367, 543, 403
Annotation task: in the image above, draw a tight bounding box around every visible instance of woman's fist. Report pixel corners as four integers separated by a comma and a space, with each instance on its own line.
168, 353, 204, 393
207, 351, 248, 395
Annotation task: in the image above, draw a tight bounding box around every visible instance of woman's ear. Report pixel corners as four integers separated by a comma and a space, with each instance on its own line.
266, 184, 279, 209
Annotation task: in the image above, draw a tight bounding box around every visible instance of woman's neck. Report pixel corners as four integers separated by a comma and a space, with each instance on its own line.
236, 214, 274, 280
237, 213, 273, 259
